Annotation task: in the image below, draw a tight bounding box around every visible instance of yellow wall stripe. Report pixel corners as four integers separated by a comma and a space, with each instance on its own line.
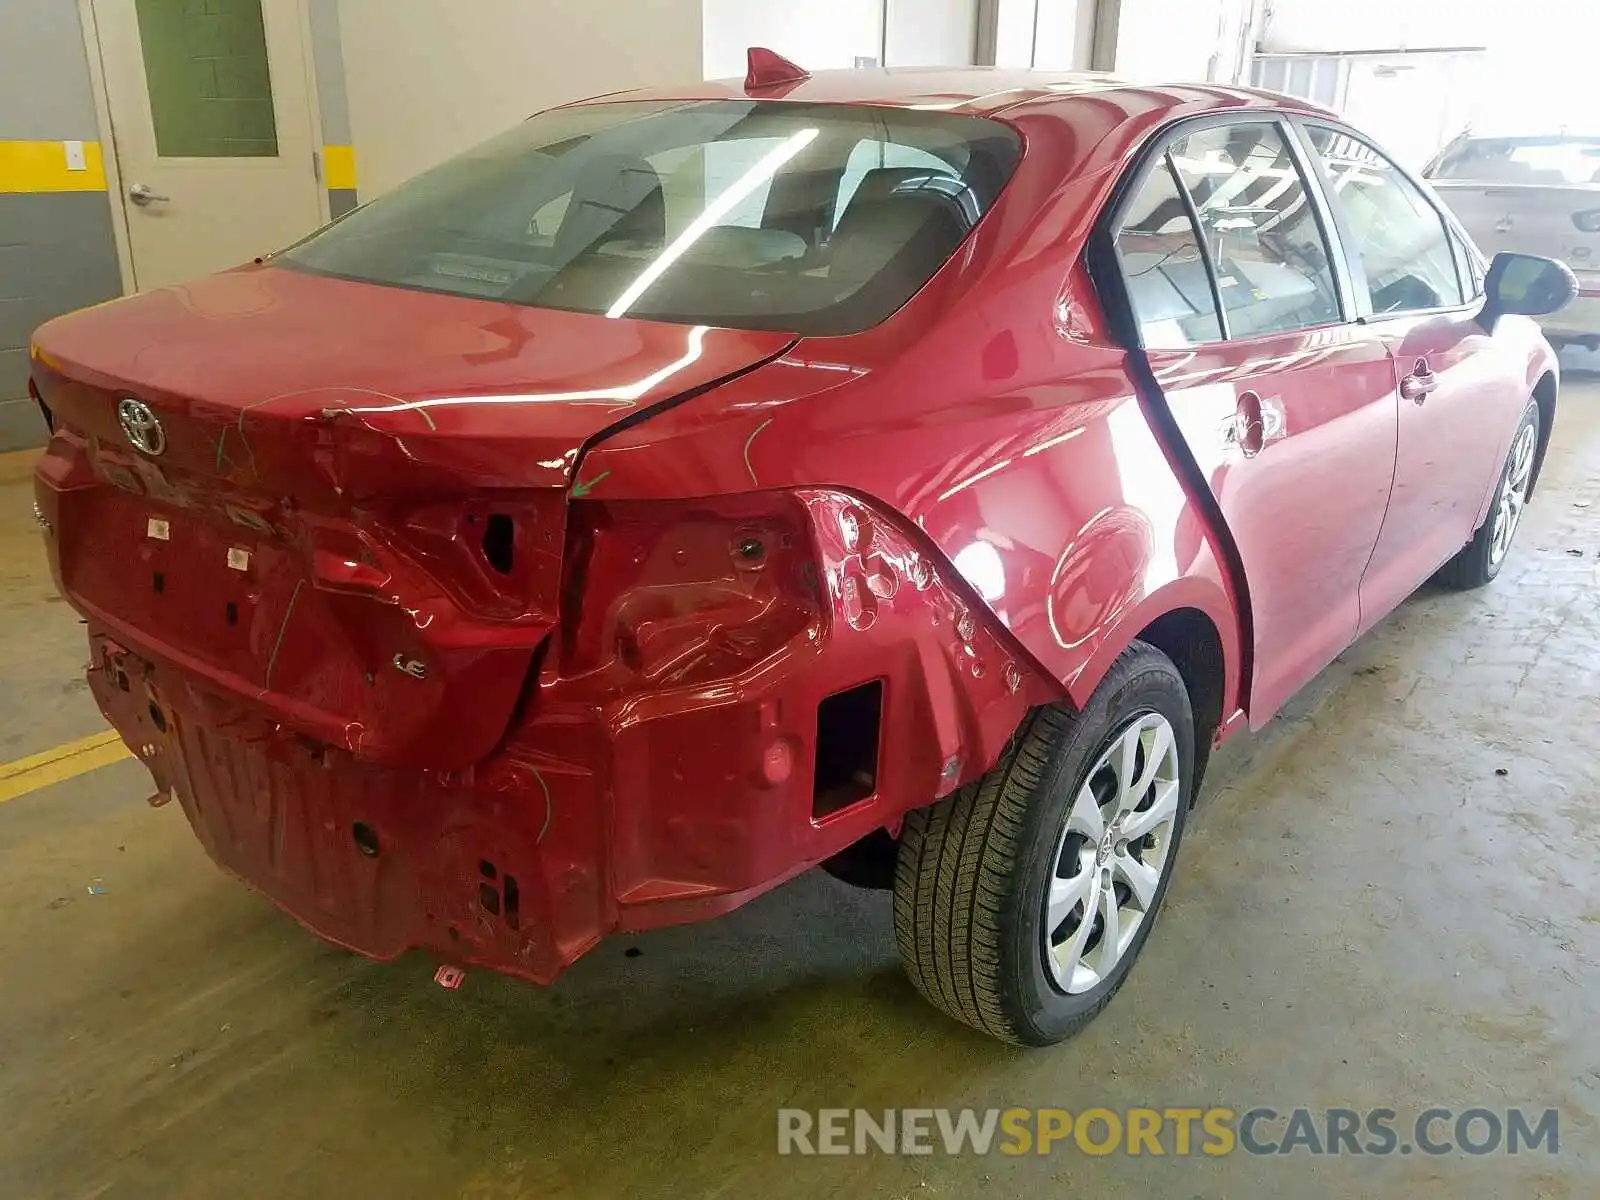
0, 139, 108, 193
0, 730, 133, 804
323, 144, 357, 191
0, 141, 355, 195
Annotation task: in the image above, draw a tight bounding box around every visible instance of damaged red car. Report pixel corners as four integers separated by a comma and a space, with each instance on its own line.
30, 58, 1575, 1046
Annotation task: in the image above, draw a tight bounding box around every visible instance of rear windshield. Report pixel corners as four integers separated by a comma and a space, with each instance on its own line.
1431, 136, 1600, 184
281, 100, 1021, 336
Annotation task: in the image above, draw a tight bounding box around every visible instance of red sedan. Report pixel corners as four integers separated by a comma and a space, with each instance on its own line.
29, 54, 1574, 1045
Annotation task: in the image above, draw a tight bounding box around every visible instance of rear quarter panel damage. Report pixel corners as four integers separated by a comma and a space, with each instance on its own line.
575, 294, 1244, 774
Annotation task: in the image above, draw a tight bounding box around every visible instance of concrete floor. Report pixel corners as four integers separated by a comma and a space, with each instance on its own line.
3, 375, 1599, 1200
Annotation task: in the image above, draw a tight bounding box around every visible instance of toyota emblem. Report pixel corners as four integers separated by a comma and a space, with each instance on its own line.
117, 397, 166, 457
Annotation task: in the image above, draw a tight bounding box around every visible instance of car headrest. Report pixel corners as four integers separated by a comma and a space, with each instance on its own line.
553, 154, 666, 264
763, 165, 849, 247
844, 164, 970, 211
829, 167, 976, 287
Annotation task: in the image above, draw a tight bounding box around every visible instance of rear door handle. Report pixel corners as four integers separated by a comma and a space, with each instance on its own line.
1400, 359, 1438, 403
1223, 390, 1266, 456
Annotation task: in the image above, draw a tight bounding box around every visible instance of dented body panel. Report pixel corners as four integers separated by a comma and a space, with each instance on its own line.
71, 483, 1051, 982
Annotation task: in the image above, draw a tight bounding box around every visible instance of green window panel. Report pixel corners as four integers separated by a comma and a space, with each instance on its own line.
134, 0, 279, 158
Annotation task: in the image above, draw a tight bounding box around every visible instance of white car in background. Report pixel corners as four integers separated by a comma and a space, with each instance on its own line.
1426, 132, 1600, 350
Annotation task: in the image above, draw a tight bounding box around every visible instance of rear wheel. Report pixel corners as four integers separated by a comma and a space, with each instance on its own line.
1442, 399, 1539, 589
892, 643, 1194, 1046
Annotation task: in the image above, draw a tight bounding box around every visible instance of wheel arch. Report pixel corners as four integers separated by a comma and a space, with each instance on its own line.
1134, 606, 1228, 792
1061, 576, 1243, 789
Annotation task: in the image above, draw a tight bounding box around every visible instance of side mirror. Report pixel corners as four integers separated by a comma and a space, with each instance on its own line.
1481, 251, 1578, 329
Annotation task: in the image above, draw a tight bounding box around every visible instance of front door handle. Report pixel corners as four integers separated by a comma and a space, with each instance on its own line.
1400, 359, 1438, 403
128, 183, 170, 206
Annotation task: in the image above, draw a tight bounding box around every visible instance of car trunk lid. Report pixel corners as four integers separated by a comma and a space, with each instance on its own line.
31, 265, 795, 770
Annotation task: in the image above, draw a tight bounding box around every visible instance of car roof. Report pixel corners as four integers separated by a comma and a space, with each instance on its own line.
575, 66, 1336, 122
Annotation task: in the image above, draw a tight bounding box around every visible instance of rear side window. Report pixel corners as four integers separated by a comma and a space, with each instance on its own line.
1307, 126, 1465, 314
280, 100, 1020, 336
1113, 158, 1224, 348
1166, 123, 1342, 339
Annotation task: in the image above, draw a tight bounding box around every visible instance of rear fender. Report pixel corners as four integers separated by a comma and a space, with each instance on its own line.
1061, 573, 1240, 719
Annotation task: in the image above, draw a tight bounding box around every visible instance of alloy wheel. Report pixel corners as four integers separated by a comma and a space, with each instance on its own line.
1044, 711, 1181, 994
1489, 422, 1537, 568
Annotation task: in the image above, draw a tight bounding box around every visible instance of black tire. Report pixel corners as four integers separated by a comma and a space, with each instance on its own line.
892, 642, 1195, 1046
1440, 399, 1540, 590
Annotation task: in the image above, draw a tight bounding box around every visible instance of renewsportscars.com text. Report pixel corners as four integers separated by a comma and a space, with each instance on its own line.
777, 1106, 1560, 1157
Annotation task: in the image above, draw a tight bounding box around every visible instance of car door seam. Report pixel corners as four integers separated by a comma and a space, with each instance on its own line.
1123, 345, 1257, 712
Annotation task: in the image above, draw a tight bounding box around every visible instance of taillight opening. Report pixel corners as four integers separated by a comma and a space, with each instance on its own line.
558, 494, 821, 686
482, 513, 516, 575
1574, 208, 1600, 234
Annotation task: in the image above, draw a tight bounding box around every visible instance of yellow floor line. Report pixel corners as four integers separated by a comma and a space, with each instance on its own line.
0, 447, 43, 485
0, 729, 133, 804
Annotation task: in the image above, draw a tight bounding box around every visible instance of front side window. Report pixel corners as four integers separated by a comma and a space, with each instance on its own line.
281, 100, 1021, 336
1308, 126, 1465, 315
1166, 122, 1343, 339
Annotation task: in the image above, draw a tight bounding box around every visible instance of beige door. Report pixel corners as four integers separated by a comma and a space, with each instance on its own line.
92, 0, 325, 290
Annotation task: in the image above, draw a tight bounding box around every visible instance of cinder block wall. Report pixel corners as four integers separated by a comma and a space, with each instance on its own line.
0, 3, 123, 452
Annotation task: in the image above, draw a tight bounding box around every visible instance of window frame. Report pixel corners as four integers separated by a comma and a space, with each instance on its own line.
1451, 226, 1487, 300
1087, 111, 1359, 352
1290, 117, 1482, 322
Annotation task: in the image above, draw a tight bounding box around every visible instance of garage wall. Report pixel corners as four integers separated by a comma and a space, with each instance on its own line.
1261, 0, 1498, 53
337, 0, 703, 198
884, 0, 978, 67
992, 0, 1095, 70
0, 1, 124, 453
307, 0, 358, 216
1340, 53, 1488, 168
991, 0, 1245, 76
1114, 0, 1252, 82
702, 0, 883, 78
704, 0, 976, 76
